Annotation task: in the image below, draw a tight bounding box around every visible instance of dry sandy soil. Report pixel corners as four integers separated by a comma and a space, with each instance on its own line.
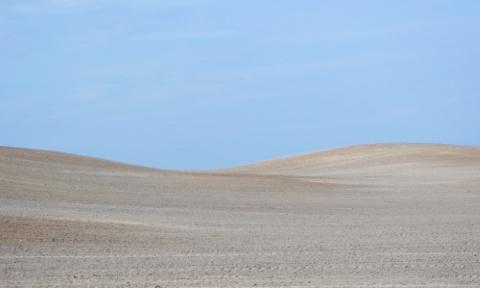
1, 143, 479, 287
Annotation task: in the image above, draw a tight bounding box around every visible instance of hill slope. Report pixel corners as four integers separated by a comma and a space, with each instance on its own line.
223, 143, 480, 174
219, 143, 480, 185
1, 143, 480, 287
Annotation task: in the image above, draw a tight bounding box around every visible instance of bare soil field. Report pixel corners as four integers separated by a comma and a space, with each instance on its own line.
1, 143, 479, 287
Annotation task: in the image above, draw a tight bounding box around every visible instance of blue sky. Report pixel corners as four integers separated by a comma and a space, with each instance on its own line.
1, 0, 479, 169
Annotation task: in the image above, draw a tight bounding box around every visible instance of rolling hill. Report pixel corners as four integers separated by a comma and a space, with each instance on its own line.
1, 143, 479, 287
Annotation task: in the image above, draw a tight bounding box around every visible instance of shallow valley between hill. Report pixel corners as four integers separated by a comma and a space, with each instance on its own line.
1, 143, 479, 287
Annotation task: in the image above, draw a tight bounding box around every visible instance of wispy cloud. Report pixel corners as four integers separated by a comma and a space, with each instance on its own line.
69, 85, 111, 103
1, 0, 216, 14
63, 26, 236, 50
62, 25, 130, 50
130, 30, 236, 42
121, 0, 217, 11
266, 21, 437, 45
202, 51, 413, 83
0, 0, 112, 14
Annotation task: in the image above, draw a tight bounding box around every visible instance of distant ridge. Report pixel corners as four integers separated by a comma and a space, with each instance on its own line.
2, 143, 480, 176
217, 143, 480, 185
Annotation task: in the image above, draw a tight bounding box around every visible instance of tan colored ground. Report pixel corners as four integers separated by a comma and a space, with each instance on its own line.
1, 143, 479, 287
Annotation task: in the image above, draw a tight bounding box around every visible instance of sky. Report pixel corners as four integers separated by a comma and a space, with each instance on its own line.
1, 0, 479, 169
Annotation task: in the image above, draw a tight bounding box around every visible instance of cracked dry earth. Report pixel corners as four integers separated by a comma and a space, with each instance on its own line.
1, 143, 480, 287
